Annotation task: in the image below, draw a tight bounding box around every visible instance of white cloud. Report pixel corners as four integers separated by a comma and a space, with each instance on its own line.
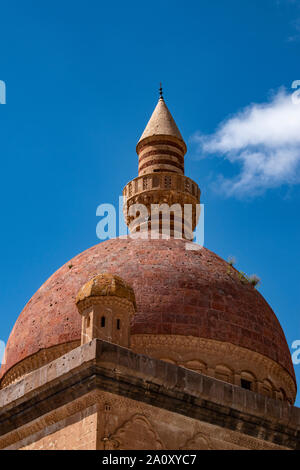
193, 89, 300, 196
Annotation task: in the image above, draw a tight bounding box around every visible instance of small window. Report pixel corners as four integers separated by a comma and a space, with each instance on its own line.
101, 316, 106, 328
241, 379, 252, 390
117, 319, 121, 330
86, 316, 90, 328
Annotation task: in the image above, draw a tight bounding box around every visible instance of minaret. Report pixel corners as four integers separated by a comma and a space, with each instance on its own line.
123, 87, 200, 240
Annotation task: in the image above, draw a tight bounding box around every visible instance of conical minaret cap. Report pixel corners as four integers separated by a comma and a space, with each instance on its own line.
137, 97, 186, 150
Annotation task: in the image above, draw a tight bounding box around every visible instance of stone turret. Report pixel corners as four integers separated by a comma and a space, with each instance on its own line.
76, 273, 136, 348
123, 90, 200, 240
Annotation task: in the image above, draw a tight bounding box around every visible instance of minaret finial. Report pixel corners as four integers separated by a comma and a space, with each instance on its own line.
159, 82, 163, 100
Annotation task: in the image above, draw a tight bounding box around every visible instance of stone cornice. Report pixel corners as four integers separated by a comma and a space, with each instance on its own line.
131, 334, 297, 402
0, 339, 299, 449
0, 341, 80, 389
76, 295, 136, 316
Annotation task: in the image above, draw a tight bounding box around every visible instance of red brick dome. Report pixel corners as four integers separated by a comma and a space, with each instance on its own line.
0, 237, 295, 385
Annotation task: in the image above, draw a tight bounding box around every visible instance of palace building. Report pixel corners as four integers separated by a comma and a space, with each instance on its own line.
0, 92, 299, 450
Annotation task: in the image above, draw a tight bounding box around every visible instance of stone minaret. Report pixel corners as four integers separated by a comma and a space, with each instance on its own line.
123, 89, 200, 240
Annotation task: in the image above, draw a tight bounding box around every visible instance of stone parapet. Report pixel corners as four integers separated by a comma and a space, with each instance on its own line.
0, 339, 299, 450
123, 172, 200, 238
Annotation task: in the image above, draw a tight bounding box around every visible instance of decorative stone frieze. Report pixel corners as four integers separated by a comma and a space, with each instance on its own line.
131, 334, 296, 403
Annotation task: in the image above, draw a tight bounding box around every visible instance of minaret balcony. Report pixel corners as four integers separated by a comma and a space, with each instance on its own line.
123, 172, 200, 202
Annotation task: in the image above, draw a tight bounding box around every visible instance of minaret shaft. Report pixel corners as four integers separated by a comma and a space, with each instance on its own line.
138, 135, 185, 176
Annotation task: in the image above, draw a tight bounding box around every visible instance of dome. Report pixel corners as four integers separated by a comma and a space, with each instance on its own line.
0, 237, 296, 400
76, 273, 136, 312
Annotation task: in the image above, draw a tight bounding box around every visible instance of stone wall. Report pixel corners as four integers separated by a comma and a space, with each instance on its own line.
20, 405, 98, 450
0, 340, 299, 450
4, 392, 288, 450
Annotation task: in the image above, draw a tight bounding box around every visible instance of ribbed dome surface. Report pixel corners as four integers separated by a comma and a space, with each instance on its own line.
0, 237, 295, 383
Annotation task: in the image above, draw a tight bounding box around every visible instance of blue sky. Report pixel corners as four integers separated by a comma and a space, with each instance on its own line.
0, 0, 300, 403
